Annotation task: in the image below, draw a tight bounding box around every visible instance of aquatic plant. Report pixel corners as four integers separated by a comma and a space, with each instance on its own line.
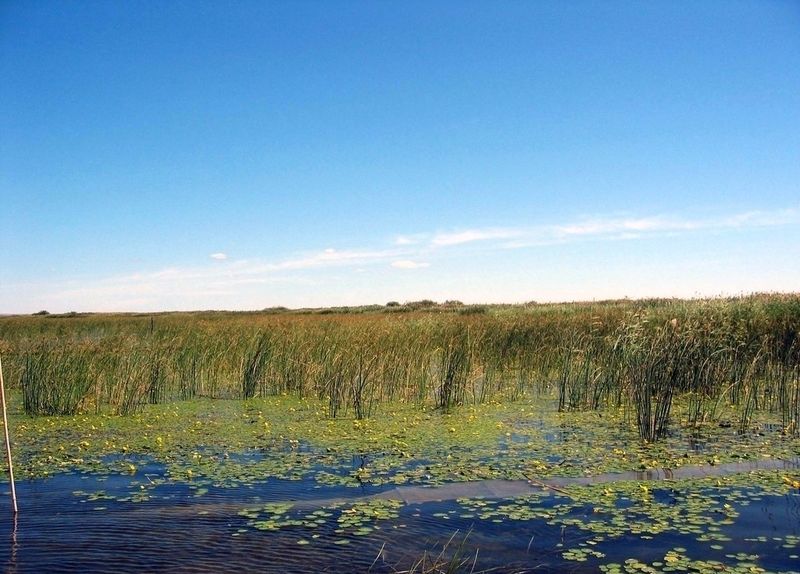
393, 529, 479, 574
1, 294, 798, 442
242, 331, 274, 399
21, 344, 93, 415
436, 328, 471, 411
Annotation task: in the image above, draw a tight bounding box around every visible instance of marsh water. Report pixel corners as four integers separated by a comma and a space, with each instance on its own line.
1, 458, 799, 573
2, 396, 800, 573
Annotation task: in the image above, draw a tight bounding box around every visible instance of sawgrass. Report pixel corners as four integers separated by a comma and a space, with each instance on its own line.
1, 294, 798, 439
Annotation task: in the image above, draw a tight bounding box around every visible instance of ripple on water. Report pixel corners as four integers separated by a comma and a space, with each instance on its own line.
1, 456, 799, 573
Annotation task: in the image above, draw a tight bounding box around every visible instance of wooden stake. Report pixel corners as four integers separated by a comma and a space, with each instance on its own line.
0, 356, 18, 514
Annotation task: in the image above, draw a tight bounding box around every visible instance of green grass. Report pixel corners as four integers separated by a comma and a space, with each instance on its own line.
1, 294, 798, 440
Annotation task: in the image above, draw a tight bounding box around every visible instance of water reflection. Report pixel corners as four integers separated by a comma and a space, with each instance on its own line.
7, 513, 17, 574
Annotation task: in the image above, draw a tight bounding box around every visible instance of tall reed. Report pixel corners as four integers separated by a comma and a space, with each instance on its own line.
21, 346, 93, 415
1, 294, 797, 441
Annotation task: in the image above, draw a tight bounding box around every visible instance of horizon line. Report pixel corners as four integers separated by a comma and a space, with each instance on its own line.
4, 290, 797, 318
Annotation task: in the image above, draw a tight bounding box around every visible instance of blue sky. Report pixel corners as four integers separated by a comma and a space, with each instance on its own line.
2, 1, 799, 312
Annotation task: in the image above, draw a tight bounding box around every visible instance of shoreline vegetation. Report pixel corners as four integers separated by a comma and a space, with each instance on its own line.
1, 294, 797, 441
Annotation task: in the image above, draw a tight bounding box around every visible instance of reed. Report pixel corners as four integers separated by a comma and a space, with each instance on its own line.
21, 345, 93, 415
436, 327, 471, 411
1, 294, 797, 440
393, 529, 479, 574
242, 332, 274, 399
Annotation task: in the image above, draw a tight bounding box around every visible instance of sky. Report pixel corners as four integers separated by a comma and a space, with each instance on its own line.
1, 1, 799, 313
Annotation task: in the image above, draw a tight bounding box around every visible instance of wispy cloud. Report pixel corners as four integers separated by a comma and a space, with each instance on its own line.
391, 260, 430, 269
268, 247, 401, 271
47, 267, 311, 303
554, 216, 668, 237
720, 208, 799, 228
431, 228, 521, 247
22, 247, 407, 311
437, 207, 800, 250
4, 206, 796, 313
394, 234, 425, 246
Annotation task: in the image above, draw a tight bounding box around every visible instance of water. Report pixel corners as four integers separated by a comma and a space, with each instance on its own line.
1, 459, 799, 573
2, 475, 394, 573
2, 400, 799, 572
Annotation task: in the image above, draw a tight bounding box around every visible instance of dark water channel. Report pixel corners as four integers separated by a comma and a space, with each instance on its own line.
1, 456, 799, 573
1, 473, 394, 573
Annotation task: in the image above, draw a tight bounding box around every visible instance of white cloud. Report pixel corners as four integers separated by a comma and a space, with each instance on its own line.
491, 207, 800, 250
555, 208, 799, 239
391, 260, 430, 269
394, 233, 431, 246
4, 205, 796, 313
431, 228, 521, 247
555, 217, 666, 237
17, 246, 405, 311
719, 208, 799, 228
269, 247, 402, 271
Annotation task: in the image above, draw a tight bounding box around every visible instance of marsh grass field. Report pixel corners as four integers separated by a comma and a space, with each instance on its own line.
1, 295, 799, 572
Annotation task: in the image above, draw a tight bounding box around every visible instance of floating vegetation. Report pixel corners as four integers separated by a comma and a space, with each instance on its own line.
6, 394, 798, 490
453, 471, 799, 572
0, 393, 797, 572
336, 498, 403, 535
234, 497, 403, 546
599, 546, 800, 574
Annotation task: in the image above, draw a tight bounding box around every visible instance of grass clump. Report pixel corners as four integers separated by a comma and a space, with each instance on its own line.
21, 345, 93, 415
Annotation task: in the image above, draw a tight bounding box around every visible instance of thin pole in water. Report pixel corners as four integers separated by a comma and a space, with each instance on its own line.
0, 356, 18, 514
